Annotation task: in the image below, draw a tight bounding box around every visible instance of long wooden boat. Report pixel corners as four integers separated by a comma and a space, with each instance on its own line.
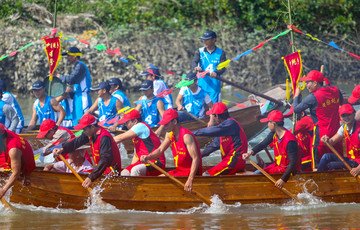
1, 168, 360, 211
20, 84, 288, 153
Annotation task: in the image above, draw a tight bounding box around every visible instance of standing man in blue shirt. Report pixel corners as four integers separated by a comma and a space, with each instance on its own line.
57, 47, 92, 126
191, 30, 227, 103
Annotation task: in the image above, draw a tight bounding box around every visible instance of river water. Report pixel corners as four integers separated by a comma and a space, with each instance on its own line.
1, 82, 359, 229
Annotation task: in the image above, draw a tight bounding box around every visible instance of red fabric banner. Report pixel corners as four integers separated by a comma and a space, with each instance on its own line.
282, 51, 303, 94
43, 37, 61, 81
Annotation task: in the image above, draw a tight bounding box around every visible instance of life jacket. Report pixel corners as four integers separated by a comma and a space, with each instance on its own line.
197, 47, 223, 94
273, 129, 302, 172
169, 126, 202, 175
60, 99, 73, 129
35, 95, 58, 123
89, 127, 121, 174
182, 87, 208, 118
112, 90, 131, 108
1, 130, 36, 176
220, 118, 248, 159
98, 95, 118, 127
344, 121, 360, 164
140, 96, 164, 127
132, 122, 165, 165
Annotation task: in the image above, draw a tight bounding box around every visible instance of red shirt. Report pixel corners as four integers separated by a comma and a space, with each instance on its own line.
344, 121, 360, 164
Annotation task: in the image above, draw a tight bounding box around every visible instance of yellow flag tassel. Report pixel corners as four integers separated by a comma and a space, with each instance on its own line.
286, 79, 290, 101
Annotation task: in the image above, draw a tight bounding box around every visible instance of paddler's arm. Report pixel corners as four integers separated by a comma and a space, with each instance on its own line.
140, 132, 171, 163
293, 91, 317, 114
115, 98, 123, 112
191, 49, 202, 72
3, 104, 19, 132
277, 141, 298, 188
50, 98, 66, 126
58, 62, 85, 85
193, 119, 238, 137
84, 98, 99, 115
184, 133, 200, 192
27, 102, 38, 128
243, 132, 274, 160
58, 133, 89, 154
201, 137, 220, 157
0, 148, 21, 199
113, 129, 137, 143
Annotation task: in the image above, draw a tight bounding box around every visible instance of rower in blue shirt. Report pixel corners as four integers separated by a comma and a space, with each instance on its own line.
0, 80, 24, 133
85, 82, 122, 128
57, 47, 92, 126
108, 78, 131, 108
191, 30, 227, 103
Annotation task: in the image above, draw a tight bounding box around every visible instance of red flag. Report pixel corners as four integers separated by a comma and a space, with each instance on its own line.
79, 40, 90, 45
282, 50, 302, 95
349, 52, 360, 61
43, 37, 61, 81
165, 71, 175, 75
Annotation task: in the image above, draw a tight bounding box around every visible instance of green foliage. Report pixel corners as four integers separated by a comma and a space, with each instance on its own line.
1, 0, 359, 35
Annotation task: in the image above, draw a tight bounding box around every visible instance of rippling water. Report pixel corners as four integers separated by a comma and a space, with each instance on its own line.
2, 82, 359, 229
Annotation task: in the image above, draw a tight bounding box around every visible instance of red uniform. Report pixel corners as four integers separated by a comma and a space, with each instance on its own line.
89, 127, 121, 175
294, 116, 314, 171
344, 121, 360, 164
207, 118, 248, 176
263, 129, 301, 174
312, 86, 342, 167
0, 130, 36, 176
124, 122, 165, 176
168, 126, 202, 176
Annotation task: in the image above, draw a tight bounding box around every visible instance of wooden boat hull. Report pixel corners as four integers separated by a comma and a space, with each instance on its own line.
21, 84, 287, 154
2, 169, 360, 211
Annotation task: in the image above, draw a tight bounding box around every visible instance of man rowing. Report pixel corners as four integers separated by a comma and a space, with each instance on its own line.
0, 124, 35, 199
57, 47, 92, 126
293, 70, 343, 169
53, 114, 121, 188
113, 109, 165, 176
140, 109, 202, 192
347, 85, 360, 120
193, 102, 247, 176
242, 110, 301, 188
85, 82, 122, 127
27, 80, 65, 129
108, 78, 131, 108
0, 88, 20, 133
191, 30, 227, 103
175, 72, 213, 123
318, 104, 360, 171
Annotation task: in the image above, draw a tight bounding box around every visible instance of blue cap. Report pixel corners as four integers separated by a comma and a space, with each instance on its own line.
90, 82, 110, 91
184, 72, 197, 81
108, 78, 122, 86
139, 80, 153, 91
200, 30, 217, 40
140, 68, 161, 77
31, 81, 45, 90
0, 80, 6, 91
62, 47, 82, 56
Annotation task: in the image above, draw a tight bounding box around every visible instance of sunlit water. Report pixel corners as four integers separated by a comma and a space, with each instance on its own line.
2, 82, 360, 229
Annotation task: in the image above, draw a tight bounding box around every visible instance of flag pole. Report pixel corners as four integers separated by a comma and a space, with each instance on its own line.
49, 0, 58, 97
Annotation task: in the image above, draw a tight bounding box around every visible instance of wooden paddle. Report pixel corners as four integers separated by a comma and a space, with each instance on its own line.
214, 76, 287, 106
324, 141, 360, 182
58, 154, 107, 205
264, 147, 274, 162
1, 198, 14, 212
146, 161, 212, 206
248, 159, 303, 204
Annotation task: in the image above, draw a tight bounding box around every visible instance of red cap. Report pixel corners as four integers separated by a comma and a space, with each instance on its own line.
294, 116, 314, 135
260, 110, 284, 123
36, 119, 56, 138
348, 85, 360, 104
283, 105, 294, 118
158, 108, 178, 125
117, 109, 141, 125
73, 114, 97, 130
339, 104, 355, 116
0, 123, 6, 135
206, 102, 228, 115
299, 70, 324, 82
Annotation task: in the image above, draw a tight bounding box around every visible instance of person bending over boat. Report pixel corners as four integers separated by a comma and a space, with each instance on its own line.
0, 89, 20, 133
293, 70, 343, 169
175, 72, 213, 123
44, 146, 93, 174
140, 67, 173, 109
113, 109, 165, 176
193, 102, 248, 176
0, 79, 24, 133
0, 124, 35, 199
108, 78, 131, 108
85, 82, 122, 127
191, 30, 227, 103
140, 109, 202, 192
242, 110, 301, 189
347, 85, 360, 121
53, 114, 121, 189
26, 81, 66, 130
135, 80, 166, 135
318, 104, 360, 172
56, 47, 92, 127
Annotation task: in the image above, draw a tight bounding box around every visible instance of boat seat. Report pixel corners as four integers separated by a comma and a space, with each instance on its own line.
236, 170, 254, 175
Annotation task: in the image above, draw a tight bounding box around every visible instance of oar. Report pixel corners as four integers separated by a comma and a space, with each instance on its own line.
1, 198, 14, 212
248, 159, 303, 204
324, 141, 360, 182
146, 161, 212, 206
182, 110, 207, 125
214, 76, 286, 106
57, 154, 107, 205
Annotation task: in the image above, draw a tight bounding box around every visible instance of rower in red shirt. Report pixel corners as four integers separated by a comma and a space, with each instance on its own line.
140, 109, 202, 192
113, 109, 165, 176
0, 124, 36, 199
347, 85, 360, 121
293, 70, 343, 169
243, 110, 301, 189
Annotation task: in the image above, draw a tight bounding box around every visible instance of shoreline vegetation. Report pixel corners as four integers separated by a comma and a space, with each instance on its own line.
0, 0, 359, 94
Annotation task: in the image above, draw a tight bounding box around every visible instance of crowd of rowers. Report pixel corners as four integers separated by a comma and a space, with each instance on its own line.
2, 30, 360, 200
